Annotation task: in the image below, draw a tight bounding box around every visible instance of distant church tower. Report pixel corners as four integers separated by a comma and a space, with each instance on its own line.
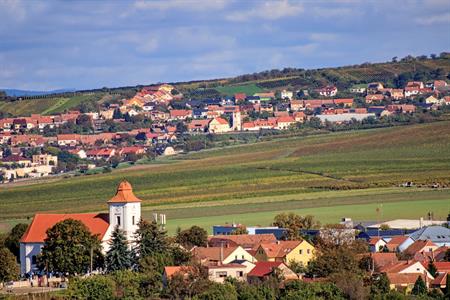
232, 111, 241, 131
107, 180, 141, 242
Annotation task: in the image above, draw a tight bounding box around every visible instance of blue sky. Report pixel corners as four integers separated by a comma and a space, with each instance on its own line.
0, 0, 449, 90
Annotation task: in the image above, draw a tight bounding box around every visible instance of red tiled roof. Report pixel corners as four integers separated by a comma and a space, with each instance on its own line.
432, 272, 447, 286
208, 234, 276, 249
276, 116, 295, 123
435, 262, 450, 273
21, 213, 109, 243
258, 241, 301, 259
164, 266, 194, 278
248, 261, 283, 277
170, 110, 192, 118
386, 273, 426, 286
371, 252, 398, 271
213, 117, 229, 125
404, 240, 437, 256
191, 246, 238, 262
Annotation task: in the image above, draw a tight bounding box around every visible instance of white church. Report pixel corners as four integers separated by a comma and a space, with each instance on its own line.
19, 180, 141, 274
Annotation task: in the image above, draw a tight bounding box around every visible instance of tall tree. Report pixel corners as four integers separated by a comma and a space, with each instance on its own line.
105, 226, 132, 272
175, 225, 207, 249
273, 213, 319, 240
411, 275, 427, 295
40, 219, 102, 275
133, 219, 169, 258
428, 261, 437, 277
5, 223, 28, 261
0, 247, 19, 283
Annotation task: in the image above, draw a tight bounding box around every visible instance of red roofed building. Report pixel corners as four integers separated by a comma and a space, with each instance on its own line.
20, 180, 142, 274
234, 93, 246, 102
86, 148, 116, 160
169, 109, 192, 120
247, 261, 298, 283
276, 116, 296, 129
365, 94, 384, 103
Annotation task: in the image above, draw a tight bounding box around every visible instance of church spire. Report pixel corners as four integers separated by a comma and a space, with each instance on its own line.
107, 180, 142, 203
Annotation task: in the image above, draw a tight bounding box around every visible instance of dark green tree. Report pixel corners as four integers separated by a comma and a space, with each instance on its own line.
5, 223, 28, 261
370, 273, 390, 297
428, 261, 437, 277
134, 219, 169, 259
411, 275, 427, 295
0, 247, 19, 282
40, 219, 102, 275
176, 225, 208, 249
105, 226, 132, 272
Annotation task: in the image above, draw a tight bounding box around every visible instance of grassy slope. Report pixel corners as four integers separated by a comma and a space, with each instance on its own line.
1, 121, 449, 232
0, 94, 104, 117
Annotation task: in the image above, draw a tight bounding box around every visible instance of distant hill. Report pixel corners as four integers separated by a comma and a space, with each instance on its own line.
1, 54, 449, 116
1, 88, 76, 97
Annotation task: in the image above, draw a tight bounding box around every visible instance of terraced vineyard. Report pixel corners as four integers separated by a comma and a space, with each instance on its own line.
0, 121, 449, 233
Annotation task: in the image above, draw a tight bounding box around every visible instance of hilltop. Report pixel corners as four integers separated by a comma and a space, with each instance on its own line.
1, 54, 449, 117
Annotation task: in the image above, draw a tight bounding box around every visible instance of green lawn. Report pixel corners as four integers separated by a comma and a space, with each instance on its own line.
0, 121, 449, 234
165, 198, 450, 234
215, 83, 264, 96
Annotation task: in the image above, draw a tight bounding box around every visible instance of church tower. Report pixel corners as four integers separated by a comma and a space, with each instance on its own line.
107, 180, 142, 242
232, 110, 241, 131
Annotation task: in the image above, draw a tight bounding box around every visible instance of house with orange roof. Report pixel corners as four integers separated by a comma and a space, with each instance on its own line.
86, 148, 116, 160
293, 111, 305, 122
169, 109, 192, 120
386, 273, 429, 292
385, 236, 410, 252
191, 246, 256, 265
379, 260, 433, 280
369, 237, 387, 252
276, 116, 296, 130
208, 117, 231, 133
57, 134, 82, 146
20, 180, 142, 274
290, 99, 304, 111
188, 119, 211, 133
370, 252, 399, 272
390, 89, 404, 100
403, 240, 438, 257
247, 261, 298, 284
365, 94, 384, 103
208, 234, 277, 250
254, 240, 315, 266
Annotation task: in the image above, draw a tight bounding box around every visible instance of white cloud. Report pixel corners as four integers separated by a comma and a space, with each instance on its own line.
226, 0, 303, 22
133, 0, 229, 11
416, 12, 450, 25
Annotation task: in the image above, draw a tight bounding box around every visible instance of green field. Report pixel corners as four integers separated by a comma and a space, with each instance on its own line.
0, 94, 105, 116
215, 83, 264, 95
0, 121, 449, 234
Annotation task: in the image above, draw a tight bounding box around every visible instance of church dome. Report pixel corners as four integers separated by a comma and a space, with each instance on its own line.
108, 180, 142, 203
